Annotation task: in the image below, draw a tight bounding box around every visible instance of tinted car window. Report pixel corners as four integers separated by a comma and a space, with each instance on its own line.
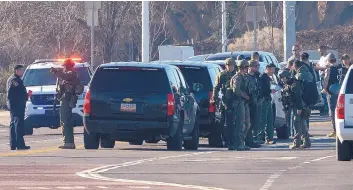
346, 70, 353, 94
91, 67, 170, 93
174, 69, 187, 89
166, 69, 179, 88
206, 52, 264, 62
23, 67, 90, 86
177, 66, 211, 91
208, 68, 218, 87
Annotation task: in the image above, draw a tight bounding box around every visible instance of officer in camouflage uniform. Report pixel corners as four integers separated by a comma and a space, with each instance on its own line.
212, 58, 237, 147
245, 60, 261, 148
230, 60, 251, 151
50, 59, 79, 149
279, 68, 311, 149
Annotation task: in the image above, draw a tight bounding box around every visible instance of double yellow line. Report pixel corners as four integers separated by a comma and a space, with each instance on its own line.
0, 145, 84, 157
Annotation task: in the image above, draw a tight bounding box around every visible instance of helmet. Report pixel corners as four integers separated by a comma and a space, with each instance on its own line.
225, 58, 235, 65
63, 58, 75, 69
278, 69, 290, 79
237, 60, 249, 68
237, 55, 245, 60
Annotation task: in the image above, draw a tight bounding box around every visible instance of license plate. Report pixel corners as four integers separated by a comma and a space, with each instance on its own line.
120, 103, 136, 112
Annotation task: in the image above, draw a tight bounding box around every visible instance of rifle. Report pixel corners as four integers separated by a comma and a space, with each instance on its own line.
53, 78, 59, 115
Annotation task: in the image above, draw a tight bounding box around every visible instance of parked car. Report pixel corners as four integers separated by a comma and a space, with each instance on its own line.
187, 54, 210, 61
23, 58, 92, 135
83, 62, 200, 151
153, 61, 226, 147
335, 65, 353, 161
205, 51, 281, 73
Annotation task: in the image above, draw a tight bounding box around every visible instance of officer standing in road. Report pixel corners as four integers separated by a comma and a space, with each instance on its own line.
245, 60, 262, 148
212, 58, 237, 148
279, 69, 311, 149
50, 58, 79, 149
7, 65, 30, 150
231, 60, 250, 151
258, 64, 277, 145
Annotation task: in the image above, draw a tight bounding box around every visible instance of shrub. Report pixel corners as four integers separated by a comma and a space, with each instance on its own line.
227, 27, 284, 61
0, 66, 15, 109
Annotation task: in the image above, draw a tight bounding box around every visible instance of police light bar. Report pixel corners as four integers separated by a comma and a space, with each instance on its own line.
56, 58, 82, 62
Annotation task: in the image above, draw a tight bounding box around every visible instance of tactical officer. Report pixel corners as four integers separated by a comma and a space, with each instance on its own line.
7, 65, 30, 150
237, 55, 245, 60
212, 58, 236, 148
231, 60, 250, 151
280, 62, 311, 149
245, 60, 262, 148
258, 63, 276, 144
251, 52, 260, 61
50, 58, 79, 149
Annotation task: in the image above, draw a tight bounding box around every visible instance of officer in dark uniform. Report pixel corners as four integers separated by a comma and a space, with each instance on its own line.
50, 58, 79, 149
7, 65, 30, 150
212, 58, 237, 147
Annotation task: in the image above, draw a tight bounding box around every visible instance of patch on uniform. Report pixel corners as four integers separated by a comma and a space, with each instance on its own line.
12, 81, 18, 86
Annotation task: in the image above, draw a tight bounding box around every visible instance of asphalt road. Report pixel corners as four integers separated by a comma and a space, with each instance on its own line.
0, 111, 351, 190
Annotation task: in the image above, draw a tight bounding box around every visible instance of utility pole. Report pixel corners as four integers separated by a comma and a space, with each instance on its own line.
283, 1, 296, 61
142, 1, 150, 63
253, 6, 257, 51
85, 1, 101, 70
271, 1, 274, 53
221, 1, 227, 52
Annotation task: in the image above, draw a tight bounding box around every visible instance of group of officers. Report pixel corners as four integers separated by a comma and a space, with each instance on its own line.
6, 59, 80, 150
212, 51, 314, 151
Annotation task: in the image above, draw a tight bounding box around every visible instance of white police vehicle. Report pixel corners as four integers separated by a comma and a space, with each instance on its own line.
22, 58, 92, 135
335, 65, 353, 161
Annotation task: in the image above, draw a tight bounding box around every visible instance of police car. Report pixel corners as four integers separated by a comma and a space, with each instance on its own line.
335, 65, 353, 161
22, 58, 92, 135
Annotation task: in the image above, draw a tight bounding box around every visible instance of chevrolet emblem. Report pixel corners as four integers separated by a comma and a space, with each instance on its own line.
123, 98, 133, 102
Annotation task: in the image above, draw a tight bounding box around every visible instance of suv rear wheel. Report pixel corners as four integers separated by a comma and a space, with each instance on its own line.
167, 114, 183, 151
129, 140, 144, 145
100, 134, 116, 148
84, 128, 100, 149
337, 137, 352, 161
276, 124, 289, 140
208, 120, 224, 147
24, 124, 33, 135
184, 114, 200, 150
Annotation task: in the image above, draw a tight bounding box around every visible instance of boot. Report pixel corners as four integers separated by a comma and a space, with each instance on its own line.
301, 137, 311, 148
58, 143, 76, 149
235, 144, 247, 151
289, 138, 301, 149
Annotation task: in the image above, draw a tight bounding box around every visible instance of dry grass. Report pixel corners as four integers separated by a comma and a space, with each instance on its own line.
0, 66, 14, 109
227, 27, 284, 60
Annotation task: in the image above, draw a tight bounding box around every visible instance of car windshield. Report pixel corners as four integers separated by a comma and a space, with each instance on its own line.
90, 67, 170, 93
23, 67, 91, 86
177, 66, 211, 91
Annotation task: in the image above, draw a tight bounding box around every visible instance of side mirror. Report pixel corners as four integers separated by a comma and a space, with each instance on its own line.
192, 83, 203, 93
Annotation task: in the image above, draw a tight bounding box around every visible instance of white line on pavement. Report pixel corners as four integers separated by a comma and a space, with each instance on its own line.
259, 154, 335, 190
18, 188, 51, 190
77, 151, 228, 190
128, 186, 151, 189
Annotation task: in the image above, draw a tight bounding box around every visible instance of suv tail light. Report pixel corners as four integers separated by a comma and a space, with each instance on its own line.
336, 94, 345, 119
167, 93, 175, 116
209, 92, 215, 113
83, 90, 91, 114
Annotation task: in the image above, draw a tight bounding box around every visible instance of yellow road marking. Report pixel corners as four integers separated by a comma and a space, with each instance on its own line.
0, 145, 84, 157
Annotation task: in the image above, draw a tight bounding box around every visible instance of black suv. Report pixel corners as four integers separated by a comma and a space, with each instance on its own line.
153, 61, 225, 147
83, 62, 200, 151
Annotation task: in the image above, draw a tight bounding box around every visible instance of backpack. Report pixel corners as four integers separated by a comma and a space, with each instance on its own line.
303, 62, 317, 83
301, 79, 319, 107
